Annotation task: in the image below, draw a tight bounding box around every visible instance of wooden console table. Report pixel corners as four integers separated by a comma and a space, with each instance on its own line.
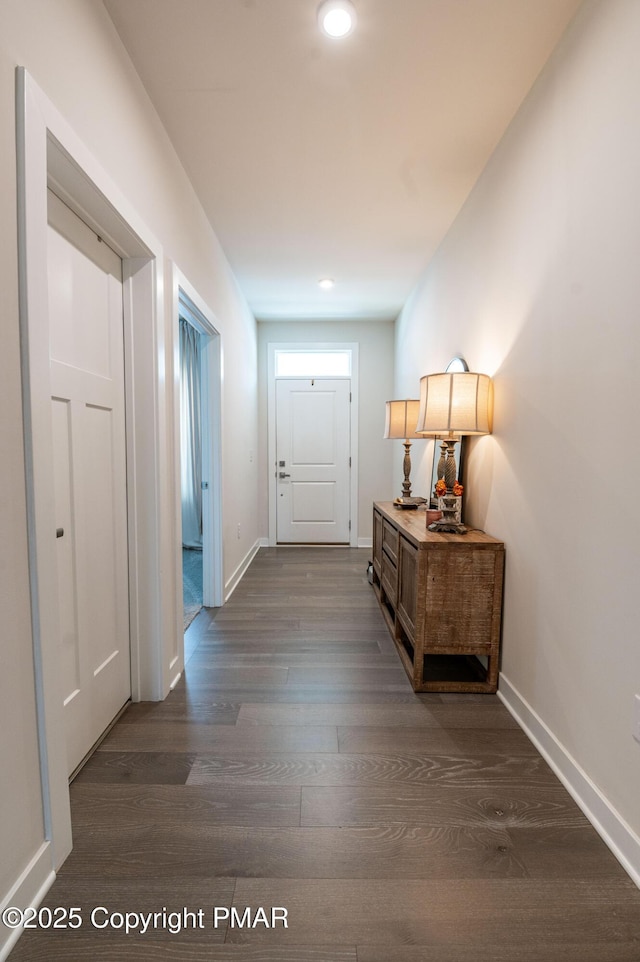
372, 501, 505, 692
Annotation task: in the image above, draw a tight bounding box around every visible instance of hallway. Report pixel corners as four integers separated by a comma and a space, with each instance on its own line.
9, 547, 640, 960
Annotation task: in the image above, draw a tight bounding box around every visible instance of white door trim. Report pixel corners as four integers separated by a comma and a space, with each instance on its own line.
16, 68, 169, 871
170, 265, 224, 676
267, 342, 359, 547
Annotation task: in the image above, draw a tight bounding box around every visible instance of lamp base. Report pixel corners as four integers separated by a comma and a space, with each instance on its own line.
394, 496, 426, 509
428, 493, 466, 533
428, 519, 468, 534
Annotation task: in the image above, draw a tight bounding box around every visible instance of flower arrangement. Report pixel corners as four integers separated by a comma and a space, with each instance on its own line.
434, 479, 464, 498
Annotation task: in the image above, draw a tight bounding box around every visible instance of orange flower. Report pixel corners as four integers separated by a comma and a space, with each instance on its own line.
453, 481, 464, 497
434, 479, 447, 497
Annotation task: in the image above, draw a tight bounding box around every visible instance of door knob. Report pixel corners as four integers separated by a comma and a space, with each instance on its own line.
279, 471, 291, 478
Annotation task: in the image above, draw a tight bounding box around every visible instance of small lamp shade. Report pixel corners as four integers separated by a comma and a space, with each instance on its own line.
416, 372, 492, 437
383, 399, 422, 440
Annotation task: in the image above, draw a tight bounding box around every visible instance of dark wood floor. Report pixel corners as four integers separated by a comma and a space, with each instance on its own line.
9, 547, 640, 960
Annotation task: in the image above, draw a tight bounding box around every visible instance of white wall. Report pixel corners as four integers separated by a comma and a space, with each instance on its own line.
0, 0, 259, 945
257, 321, 395, 544
395, 0, 640, 877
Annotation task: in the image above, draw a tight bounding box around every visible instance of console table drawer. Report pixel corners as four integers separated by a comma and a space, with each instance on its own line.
382, 518, 399, 564
380, 551, 397, 606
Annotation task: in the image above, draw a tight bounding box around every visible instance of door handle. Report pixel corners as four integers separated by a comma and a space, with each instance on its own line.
56, 527, 64, 539
279, 472, 291, 478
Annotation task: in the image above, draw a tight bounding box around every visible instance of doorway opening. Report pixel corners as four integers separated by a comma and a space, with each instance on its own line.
173, 276, 224, 656
180, 317, 203, 628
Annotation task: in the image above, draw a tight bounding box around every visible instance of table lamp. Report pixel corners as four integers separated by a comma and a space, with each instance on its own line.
416, 372, 492, 532
383, 399, 424, 505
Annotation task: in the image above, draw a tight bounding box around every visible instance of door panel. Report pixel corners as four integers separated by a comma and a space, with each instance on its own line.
291, 481, 335, 523
82, 403, 124, 668
51, 397, 80, 696
290, 391, 336, 463
47, 189, 130, 775
276, 378, 350, 543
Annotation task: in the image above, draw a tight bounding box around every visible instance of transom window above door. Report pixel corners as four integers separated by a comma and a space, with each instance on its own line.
274, 349, 352, 378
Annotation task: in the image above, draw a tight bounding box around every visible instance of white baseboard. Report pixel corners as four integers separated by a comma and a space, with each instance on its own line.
0, 843, 55, 961
258, 539, 366, 549
224, 539, 261, 602
499, 673, 640, 889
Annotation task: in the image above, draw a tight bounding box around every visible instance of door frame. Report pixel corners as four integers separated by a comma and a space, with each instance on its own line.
170, 266, 224, 674
16, 69, 169, 872
267, 342, 359, 547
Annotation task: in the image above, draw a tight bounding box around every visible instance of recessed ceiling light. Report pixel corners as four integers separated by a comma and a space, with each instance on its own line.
317, 0, 357, 39
318, 278, 335, 289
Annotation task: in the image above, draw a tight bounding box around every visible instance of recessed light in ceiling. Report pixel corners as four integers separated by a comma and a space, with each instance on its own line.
317, 0, 357, 39
318, 278, 335, 289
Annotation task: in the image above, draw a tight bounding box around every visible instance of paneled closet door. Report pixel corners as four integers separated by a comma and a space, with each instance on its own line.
48, 190, 131, 775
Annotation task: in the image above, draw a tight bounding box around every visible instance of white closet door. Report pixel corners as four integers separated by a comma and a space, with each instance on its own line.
48, 190, 130, 775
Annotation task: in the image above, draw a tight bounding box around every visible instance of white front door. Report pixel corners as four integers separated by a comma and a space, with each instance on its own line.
47, 190, 131, 775
276, 378, 351, 543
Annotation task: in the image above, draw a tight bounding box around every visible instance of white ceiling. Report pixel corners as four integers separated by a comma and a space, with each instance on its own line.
103, 0, 582, 321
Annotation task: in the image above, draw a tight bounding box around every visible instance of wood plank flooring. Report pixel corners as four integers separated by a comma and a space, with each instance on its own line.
8, 547, 640, 961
